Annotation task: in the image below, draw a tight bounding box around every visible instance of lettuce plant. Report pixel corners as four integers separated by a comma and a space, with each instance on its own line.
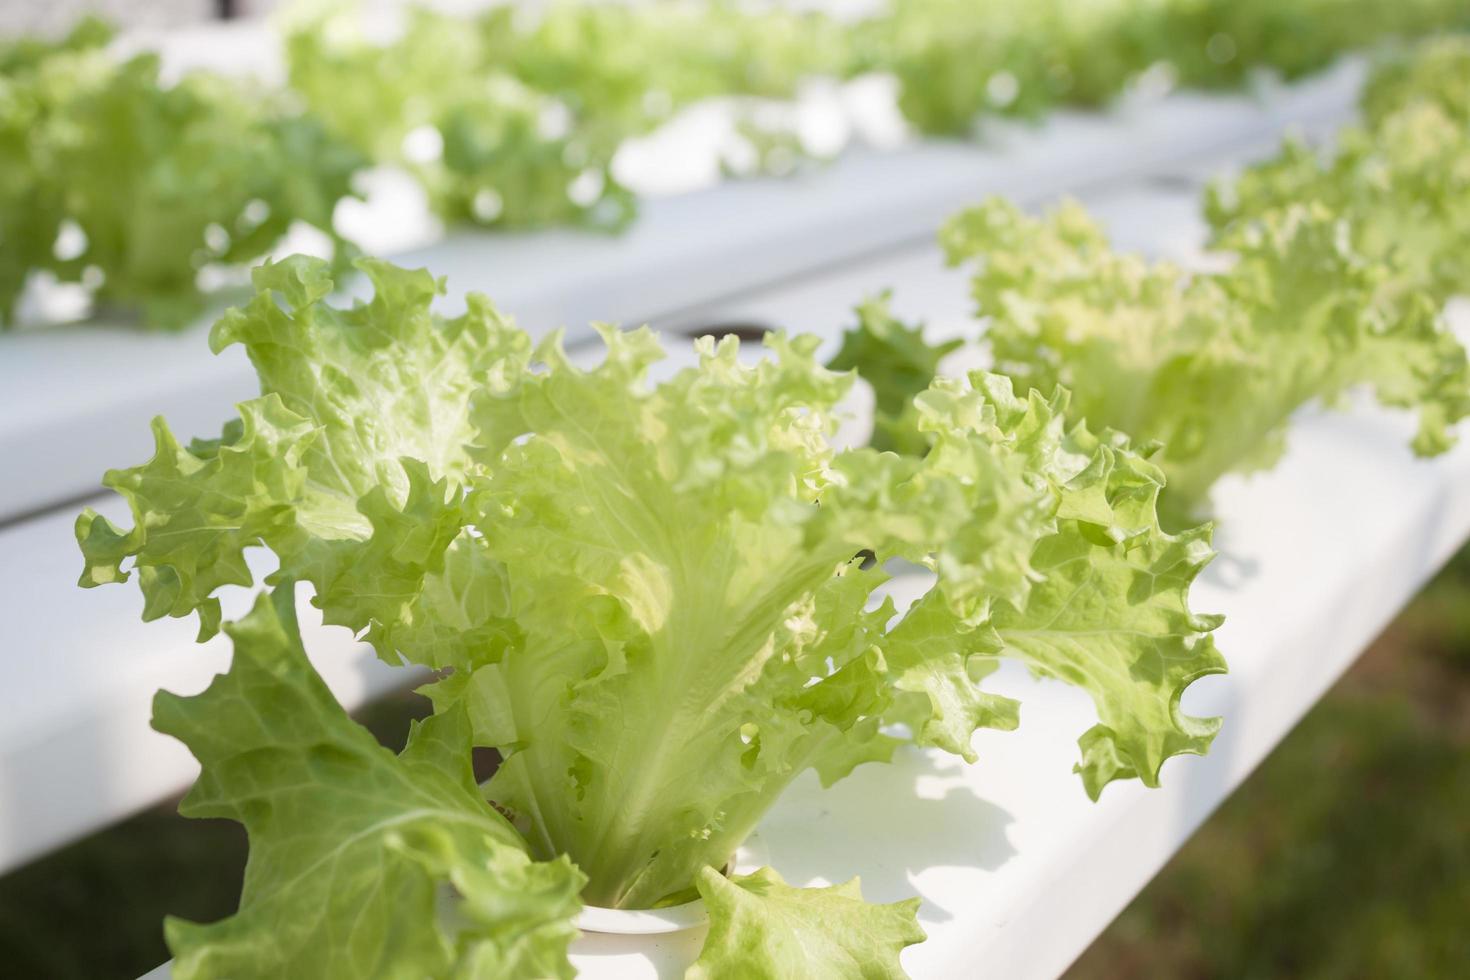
847, 0, 1470, 137
848, 0, 1173, 134
1155, 0, 1470, 92
833, 38, 1470, 525
829, 197, 1467, 526
0, 18, 364, 328
827, 293, 962, 457
1360, 35, 1470, 127
1208, 37, 1470, 306
939, 198, 1470, 522
284, 0, 847, 231
0, 17, 109, 322
79, 255, 1223, 976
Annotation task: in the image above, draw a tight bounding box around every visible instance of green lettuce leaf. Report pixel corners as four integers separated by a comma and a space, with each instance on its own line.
76, 254, 529, 644
992, 453, 1224, 797
82, 256, 1222, 928
154, 585, 584, 980
890, 378, 1226, 796
688, 867, 925, 980
938, 196, 1470, 522
827, 293, 961, 455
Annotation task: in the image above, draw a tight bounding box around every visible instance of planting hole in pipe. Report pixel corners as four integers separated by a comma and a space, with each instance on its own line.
576, 832, 770, 934
1146, 172, 1201, 191
576, 861, 730, 934
683, 321, 777, 344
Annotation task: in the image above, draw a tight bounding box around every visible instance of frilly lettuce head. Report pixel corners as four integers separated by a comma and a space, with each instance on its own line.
1208, 38, 1470, 308
1, 19, 363, 328
80, 255, 1223, 975
847, 0, 1155, 133
1360, 35, 1470, 128
846, 0, 1470, 137
0, 17, 109, 321
284, 0, 847, 231
931, 196, 1469, 524
1154, 0, 1470, 92
831, 34, 1470, 531
1206, 110, 1470, 306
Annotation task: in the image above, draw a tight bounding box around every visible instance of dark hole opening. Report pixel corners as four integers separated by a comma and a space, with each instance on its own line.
682, 322, 775, 344
1147, 173, 1201, 191
472, 746, 503, 784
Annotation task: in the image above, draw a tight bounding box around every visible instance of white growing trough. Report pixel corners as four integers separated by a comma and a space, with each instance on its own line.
1, 22, 1465, 980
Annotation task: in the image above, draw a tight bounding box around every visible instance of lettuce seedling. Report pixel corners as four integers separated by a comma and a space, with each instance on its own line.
284, 0, 847, 231
836, 199, 1467, 525
80, 255, 1222, 976
1, 19, 364, 328
1208, 37, 1470, 306
1154, 0, 1470, 92
848, 0, 1470, 137
836, 37, 1470, 526
937, 197, 1469, 523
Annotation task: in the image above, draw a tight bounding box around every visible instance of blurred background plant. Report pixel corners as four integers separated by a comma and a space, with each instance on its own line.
5, 0, 1470, 329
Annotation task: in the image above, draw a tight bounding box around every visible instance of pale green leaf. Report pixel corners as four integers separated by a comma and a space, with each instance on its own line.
688, 867, 925, 980
154, 585, 584, 980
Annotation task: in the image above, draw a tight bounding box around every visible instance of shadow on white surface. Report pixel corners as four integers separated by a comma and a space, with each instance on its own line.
760, 747, 1017, 921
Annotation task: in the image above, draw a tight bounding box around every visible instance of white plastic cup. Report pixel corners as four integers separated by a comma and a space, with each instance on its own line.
576, 899, 709, 935
574, 831, 770, 935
